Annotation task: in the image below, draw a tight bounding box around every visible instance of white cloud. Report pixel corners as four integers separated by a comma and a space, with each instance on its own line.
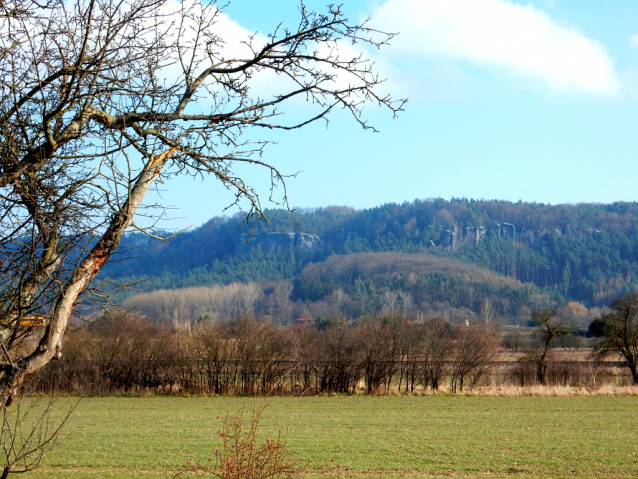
630, 34, 638, 49
158, 1, 374, 109
157, 1, 265, 75
370, 0, 620, 95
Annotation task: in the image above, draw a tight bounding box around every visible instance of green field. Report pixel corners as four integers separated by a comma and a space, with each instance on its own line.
19, 395, 638, 478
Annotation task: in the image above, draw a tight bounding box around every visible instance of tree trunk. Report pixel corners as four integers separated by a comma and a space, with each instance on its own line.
629, 361, 638, 385
0, 148, 177, 404
537, 362, 547, 385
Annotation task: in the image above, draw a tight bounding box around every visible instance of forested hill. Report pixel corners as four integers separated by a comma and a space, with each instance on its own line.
105, 199, 638, 306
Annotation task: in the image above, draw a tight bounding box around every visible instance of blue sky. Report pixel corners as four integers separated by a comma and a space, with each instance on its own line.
151, 0, 638, 229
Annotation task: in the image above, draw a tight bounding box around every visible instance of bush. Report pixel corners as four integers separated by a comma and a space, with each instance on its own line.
179, 403, 305, 479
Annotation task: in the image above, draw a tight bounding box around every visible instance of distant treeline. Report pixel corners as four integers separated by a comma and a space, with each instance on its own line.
121, 272, 564, 326
33, 312, 628, 396
103, 199, 638, 307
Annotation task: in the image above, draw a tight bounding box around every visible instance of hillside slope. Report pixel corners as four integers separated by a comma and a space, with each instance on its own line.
301, 252, 524, 286
103, 199, 638, 307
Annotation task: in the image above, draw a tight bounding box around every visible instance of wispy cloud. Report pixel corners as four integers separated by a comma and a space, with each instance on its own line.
370, 0, 620, 96
159, 1, 377, 108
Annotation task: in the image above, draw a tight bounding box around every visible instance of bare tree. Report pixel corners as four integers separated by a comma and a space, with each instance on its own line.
525, 309, 571, 385
449, 322, 499, 393
359, 316, 401, 394
316, 321, 363, 394
0, 0, 403, 402
419, 317, 453, 392
0, 392, 77, 478
593, 293, 638, 385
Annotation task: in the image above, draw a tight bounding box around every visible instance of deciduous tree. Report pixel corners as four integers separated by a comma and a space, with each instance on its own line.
525, 309, 571, 385
0, 0, 402, 403
450, 322, 498, 392
593, 293, 638, 385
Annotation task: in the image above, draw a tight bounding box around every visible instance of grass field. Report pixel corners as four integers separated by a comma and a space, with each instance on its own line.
18, 394, 638, 478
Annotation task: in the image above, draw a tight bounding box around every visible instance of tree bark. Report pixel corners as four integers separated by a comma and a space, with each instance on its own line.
0, 148, 178, 404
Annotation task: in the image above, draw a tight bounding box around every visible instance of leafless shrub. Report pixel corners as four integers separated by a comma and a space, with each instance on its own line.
509, 361, 537, 387
178, 403, 304, 479
359, 316, 402, 394
0, 391, 78, 479
419, 317, 453, 392
230, 316, 294, 395
450, 323, 499, 392
396, 319, 423, 393
315, 321, 363, 394
29, 309, 638, 396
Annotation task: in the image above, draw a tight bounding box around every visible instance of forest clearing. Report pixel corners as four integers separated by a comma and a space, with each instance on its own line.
20, 395, 638, 478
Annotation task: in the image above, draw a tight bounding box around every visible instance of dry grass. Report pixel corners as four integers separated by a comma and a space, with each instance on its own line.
365, 381, 638, 397
472, 384, 638, 396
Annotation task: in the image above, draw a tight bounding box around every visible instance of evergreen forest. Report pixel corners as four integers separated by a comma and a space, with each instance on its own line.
104, 199, 638, 323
